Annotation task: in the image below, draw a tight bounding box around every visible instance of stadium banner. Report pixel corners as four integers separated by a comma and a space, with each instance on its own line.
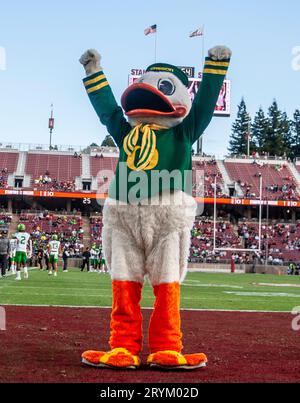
1, 189, 299, 207
128, 71, 231, 117
130, 66, 195, 78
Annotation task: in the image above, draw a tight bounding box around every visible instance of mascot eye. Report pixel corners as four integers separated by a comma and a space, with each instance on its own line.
158, 79, 175, 96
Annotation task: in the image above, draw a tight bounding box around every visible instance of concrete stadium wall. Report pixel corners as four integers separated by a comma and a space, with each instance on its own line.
57, 258, 82, 269
189, 262, 288, 275
55, 260, 288, 275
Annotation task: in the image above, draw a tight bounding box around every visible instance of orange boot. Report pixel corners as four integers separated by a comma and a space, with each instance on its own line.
147, 282, 207, 370
82, 280, 142, 369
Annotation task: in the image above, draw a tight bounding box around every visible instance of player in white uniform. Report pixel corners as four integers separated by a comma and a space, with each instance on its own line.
90, 244, 99, 272
15, 224, 32, 281
48, 234, 61, 277
9, 235, 18, 274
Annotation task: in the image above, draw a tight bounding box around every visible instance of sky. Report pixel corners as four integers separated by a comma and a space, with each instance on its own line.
0, 0, 299, 157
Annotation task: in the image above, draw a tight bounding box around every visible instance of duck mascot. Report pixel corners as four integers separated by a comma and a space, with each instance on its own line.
79, 44, 231, 370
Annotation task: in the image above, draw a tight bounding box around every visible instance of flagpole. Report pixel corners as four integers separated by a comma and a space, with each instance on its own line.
192, 25, 204, 155
49, 103, 54, 150
200, 26, 205, 155
154, 30, 157, 62
200, 29, 205, 155
201, 25, 205, 66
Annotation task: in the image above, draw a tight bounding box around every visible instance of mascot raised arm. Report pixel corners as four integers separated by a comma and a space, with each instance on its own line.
79, 44, 231, 370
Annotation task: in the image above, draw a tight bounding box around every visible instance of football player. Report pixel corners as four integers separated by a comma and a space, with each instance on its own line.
48, 234, 61, 277
15, 224, 32, 281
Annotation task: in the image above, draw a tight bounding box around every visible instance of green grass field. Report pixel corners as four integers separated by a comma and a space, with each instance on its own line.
1, 269, 300, 312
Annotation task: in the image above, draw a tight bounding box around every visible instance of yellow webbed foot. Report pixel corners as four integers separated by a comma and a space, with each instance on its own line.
147, 350, 207, 370
82, 348, 140, 370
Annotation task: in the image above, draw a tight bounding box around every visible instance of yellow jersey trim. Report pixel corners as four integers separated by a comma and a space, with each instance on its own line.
205, 61, 230, 67
203, 69, 227, 75
87, 81, 109, 94
84, 74, 106, 87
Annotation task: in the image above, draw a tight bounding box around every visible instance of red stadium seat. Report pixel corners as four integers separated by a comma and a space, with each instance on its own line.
224, 161, 299, 200
0, 152, 19, 173
25, 154, 82, 182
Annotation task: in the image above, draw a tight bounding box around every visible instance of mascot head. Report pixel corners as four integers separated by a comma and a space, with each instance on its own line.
121, 63, 191, 128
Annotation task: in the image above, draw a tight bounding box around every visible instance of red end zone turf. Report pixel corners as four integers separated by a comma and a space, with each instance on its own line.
1, 306, 300, 383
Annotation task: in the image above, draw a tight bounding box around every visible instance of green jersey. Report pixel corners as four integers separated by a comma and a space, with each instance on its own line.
83, 57, 230, 202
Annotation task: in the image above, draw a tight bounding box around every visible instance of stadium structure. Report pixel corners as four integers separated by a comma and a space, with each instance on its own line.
1, 142, 300, 271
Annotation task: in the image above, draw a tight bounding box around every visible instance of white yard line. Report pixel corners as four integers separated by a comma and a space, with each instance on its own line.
224, 291, 300, 298
254, 283, 300, 288
183, 282, 244, 289
1, 267, 38, 278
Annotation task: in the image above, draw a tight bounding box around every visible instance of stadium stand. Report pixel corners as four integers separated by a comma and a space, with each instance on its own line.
19, 212, 82, 231
32, 177, 76, 192
25, 153, 81, 189
0, 152, 19, 173
192, 159, 225, 197
0, 170, 9, 189
238, 221, 300, 264
0, 152, 19, 189
224, 160, 299, 200
1, 147, 300, 200
189, 218, 300, 265
190, 218, 241, 262
90, 154, 118, 180
0, 213, 12, 232
90, 216, 103, 245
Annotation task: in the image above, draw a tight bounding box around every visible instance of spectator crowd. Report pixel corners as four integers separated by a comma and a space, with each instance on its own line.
0, 168, 9, 189
34, 171, 75, 192
192, 159, 227, 198
189, 216, 300, 265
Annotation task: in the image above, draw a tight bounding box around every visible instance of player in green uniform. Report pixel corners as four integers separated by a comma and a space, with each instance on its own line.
15, 224, 32, 281
90, 243, 100, 272
48, 234, 61, 277
9, 234, 18, 274
99, 249, 107, 273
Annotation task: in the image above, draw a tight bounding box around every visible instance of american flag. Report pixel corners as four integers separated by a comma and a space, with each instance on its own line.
144, 24, 157, 36
189, 26, 204, 38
